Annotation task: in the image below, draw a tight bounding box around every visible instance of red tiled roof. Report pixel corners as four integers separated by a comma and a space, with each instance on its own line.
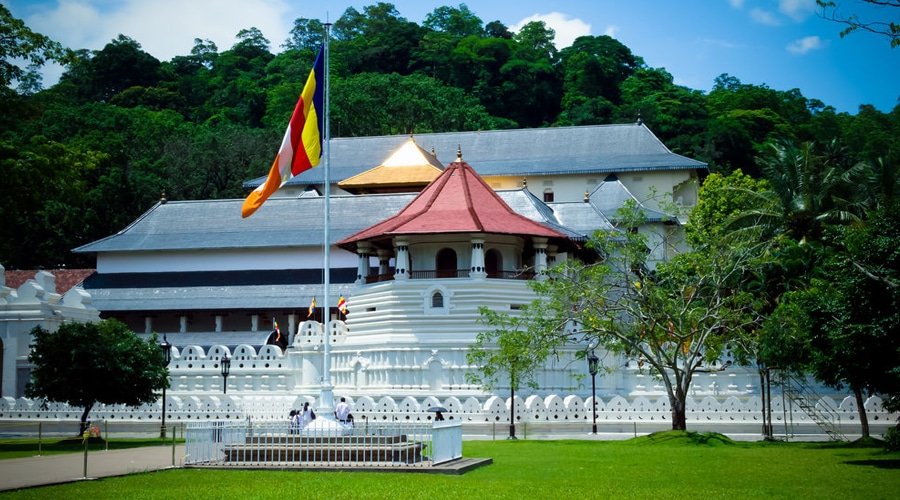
338, 159, 566, 249
4, 269, 95, 295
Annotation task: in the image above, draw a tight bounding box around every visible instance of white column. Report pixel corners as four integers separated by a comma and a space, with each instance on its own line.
179, 315, 188, 333
1, 336, 17, 397
394, 238, 410, 281
470, 237, 486, 279
251, 314, 259, 331
215, 315, 223, 332
144, 316, 153, 334
378, 249, 391, 276
547, 244, 558, 267
288, 313, 297, 342
356, 242, 372, 284
534, 237, 548, 281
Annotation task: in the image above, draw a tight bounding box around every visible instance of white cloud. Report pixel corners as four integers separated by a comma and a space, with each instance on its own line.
787, 35, 825, 54
511, 12, 592, 48
750, 8, 782, 26
728, 0, 745, 9
779, 0, 816, 21
701, 38, 744, 49
603, 25, 620, 38
23, 0, 294, 61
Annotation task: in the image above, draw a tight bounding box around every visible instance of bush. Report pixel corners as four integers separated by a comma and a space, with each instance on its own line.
884, 425, 900, 452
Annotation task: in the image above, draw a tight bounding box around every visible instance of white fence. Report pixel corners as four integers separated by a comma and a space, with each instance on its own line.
184, 419, 462, 468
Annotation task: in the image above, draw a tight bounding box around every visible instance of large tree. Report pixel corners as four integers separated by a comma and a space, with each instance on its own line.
26, 319, 169, 434
526, 205, 761, 430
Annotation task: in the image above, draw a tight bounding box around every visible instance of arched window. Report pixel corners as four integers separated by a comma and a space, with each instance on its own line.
436, 248, 457, 278
485, 249, 502, 278
431, 291, 444, 308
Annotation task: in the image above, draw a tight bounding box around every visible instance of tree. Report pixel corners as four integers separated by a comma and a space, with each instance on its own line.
26, 319, 169, 434
467, 305, 557, 439
760, 205, 900, 437
284, 18, 325, 51
817, 0, 900, 47
526, 205, 761, 430
0, 4, 75, 93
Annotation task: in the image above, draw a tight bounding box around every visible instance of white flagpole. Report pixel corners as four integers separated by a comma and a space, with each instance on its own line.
319, 23, 334, 415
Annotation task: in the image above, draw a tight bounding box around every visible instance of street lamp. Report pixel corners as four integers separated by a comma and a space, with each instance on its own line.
587, 349, 599, 434
159, 335, 172, 439
220, 354, 231, 394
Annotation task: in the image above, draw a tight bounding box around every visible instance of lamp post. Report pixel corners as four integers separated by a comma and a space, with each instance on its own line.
587, 349, 599, 434
220, 355, 231, 394
159, 335, 172, 439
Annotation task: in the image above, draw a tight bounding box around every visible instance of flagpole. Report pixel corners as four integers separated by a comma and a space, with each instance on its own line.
319, 22, 334, 415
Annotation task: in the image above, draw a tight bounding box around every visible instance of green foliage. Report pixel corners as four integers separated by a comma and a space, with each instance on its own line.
885, 425, 900, 452
686, 170, 769, 247
466, 304, 558, 392
0, 5, 75, 92
25, 319, 169, 433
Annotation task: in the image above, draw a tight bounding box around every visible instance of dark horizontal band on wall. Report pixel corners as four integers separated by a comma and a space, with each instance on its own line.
82, 268, 359, 289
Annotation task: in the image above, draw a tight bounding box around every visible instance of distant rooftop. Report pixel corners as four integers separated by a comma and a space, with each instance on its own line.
244, 123, 706, 189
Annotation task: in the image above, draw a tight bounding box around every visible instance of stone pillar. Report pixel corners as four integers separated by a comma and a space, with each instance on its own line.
251, 314, 259, 331
179, 315, 188, 333
534, 237, 548, 281
1, 336, 17, 398
215, 315, 223, 332
288, 313, 297, 342
394, 238, 409, 281
356, 242, 372, 284
144, 316, 153, 334
470, 237, 486, 279
547, 244, 558, 267
378, 249, 391, 276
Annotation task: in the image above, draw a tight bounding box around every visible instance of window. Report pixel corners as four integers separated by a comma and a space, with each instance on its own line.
543, 191, 554, 202
431, 291, 444, 308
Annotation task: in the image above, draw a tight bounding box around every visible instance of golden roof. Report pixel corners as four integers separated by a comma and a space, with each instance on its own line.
338, 138, 444, 189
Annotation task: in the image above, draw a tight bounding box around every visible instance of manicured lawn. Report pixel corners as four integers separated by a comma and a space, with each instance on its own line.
1, 432, 898, 499
0, 437, 176, 460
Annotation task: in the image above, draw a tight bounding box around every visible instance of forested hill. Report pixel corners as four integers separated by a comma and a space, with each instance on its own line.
1, 3, 897, 269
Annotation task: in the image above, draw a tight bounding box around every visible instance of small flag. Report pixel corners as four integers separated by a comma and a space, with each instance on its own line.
308, 297, 317, 318
273, 318, 281, 342
337, 295, 347, 316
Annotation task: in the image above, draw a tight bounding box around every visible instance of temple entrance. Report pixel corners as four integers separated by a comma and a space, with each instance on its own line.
485, 249, 502, 277
436, 248, 457, 278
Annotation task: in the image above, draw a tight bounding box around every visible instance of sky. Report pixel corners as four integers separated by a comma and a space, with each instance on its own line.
4, 0, 898, 114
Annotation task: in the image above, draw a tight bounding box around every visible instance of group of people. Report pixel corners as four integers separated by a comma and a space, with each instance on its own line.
288, 402, 316, 434
288, 398, 354, 433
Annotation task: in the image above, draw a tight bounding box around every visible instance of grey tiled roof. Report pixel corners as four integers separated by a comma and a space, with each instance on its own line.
74, 191, 600, 254
244, 123, 706, 188
586, 175, 675, 223
73, 193, 418, 253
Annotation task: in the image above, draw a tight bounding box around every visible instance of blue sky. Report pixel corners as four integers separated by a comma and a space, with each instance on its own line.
4, 0, 898, 113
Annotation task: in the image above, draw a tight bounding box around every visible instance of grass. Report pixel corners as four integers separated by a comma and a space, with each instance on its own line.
1, 432, 898, 499
0, 437, 177, 460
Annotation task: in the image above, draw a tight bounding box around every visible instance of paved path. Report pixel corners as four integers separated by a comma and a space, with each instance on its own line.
0, 445, 185, 492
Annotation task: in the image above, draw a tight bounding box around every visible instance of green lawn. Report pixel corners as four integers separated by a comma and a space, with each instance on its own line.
1, 432, 898, 499
0, 437, 175, 460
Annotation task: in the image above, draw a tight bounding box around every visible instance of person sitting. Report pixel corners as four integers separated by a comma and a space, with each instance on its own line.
334, 397, 351, 424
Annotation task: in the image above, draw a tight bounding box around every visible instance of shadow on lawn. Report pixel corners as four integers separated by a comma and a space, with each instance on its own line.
631, 430, 736, 446
844, 459, 900, 469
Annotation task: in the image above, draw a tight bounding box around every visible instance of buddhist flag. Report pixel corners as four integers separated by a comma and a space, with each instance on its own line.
337, 295, 347, 316
273, 318, 281, 341
308, 297, 317, 318
242, 47, 325, 218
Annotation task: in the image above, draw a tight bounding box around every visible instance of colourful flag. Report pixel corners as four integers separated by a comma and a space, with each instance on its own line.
337, 295, 347, 316
308, 297, 317, 318
242, 47, 325, 218
273, 318, 281, 342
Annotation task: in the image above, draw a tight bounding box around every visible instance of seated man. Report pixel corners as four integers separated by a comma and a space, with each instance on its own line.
334, 397, 351, 423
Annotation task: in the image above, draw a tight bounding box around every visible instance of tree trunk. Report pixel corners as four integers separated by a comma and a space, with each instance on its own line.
79, 403, 94, 436
508, 383, 517, 440
670, 396, 687, 431
853, 386, 870, 439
